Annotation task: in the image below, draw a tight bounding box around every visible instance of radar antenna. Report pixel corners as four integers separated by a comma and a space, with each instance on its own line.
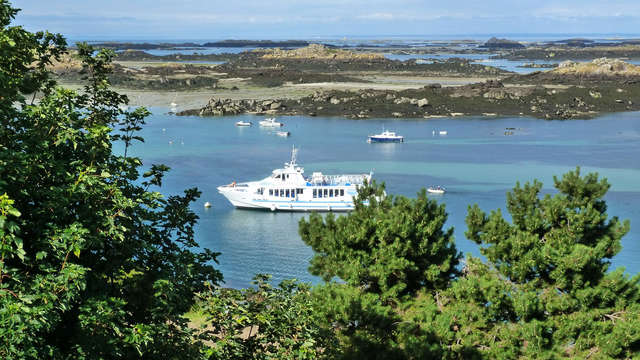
290, 145, 298, 167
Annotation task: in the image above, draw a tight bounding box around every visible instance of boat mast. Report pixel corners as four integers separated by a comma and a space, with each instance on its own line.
288, 145, 298, 168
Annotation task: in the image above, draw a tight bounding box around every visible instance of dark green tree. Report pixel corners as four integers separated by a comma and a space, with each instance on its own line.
0, 2, 221, 358
456, 168, 640, 358
300, 182, 459, 299
299, 182, 460, 359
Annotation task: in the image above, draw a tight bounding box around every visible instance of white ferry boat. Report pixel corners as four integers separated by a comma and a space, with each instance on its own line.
259, 118, 284, 127
427, 186, 445, 194
218, 147, 372, 211
367, 129, 404, 143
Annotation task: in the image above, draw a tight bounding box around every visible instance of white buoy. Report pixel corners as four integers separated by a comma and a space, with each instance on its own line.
204, 201, 211, 208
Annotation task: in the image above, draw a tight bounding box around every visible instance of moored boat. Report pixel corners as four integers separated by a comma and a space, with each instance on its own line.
259, 118, 284, 127
236, 120, 252, 126
218, 147, 372, 212
276, 131, 290, 137
427, 186, 445, 194
367, 129, 404, 143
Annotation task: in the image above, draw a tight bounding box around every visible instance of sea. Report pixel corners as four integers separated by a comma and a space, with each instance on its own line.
118, 110, 640, 288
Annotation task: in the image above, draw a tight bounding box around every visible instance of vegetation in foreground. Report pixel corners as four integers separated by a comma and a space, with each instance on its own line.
1, 1, 640, 358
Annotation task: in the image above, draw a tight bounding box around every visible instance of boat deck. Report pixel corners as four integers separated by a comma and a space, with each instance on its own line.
306, 174, 369, 186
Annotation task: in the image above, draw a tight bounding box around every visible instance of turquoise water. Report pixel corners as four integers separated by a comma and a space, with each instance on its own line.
123, 110, 640, 288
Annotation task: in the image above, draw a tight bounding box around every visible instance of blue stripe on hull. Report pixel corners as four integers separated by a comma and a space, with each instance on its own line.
368, 137, 403, 143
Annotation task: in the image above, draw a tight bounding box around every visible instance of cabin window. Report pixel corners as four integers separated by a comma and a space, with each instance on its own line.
286, 189, 289, 197
297, 188, 303, 194
329, 189, 333, 197
323, 189, 328, 197
318, 189, 323, 198
291, 189, 295, 197
340, 189, 344, 196
269, 189, 273, 196
313, 189, 317, 198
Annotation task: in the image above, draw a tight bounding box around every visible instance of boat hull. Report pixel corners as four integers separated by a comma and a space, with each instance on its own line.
368, 137, 404, 143
218, 186, 356, 212
427, 189, 445, 194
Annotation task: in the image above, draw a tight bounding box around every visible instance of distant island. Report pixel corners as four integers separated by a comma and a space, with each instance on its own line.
201, 39, 310, 48
480, 37, 525, 49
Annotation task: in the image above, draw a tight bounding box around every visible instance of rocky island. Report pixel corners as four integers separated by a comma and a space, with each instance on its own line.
175, 48, 640, 120
52, 42, 640, 120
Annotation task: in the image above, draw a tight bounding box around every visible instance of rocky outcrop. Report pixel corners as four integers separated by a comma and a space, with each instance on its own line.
177, 98, 288, 116
481, 37, 525, 49
554, 58, 640, 76
178, 80, 640, 121
260, 44, 385, 61
507, 58, 640, 84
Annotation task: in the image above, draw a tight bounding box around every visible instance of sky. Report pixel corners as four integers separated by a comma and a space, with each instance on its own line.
13, 0, 640, 40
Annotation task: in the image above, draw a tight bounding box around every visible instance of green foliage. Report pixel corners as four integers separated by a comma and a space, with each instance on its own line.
300, 182, 460, 299
299, 182, 460, 359
466, 168, 629, 291
0, 2, 221, 358
459, 168, 640, 358
300, 171, 639, 359
197, 275, 336, 360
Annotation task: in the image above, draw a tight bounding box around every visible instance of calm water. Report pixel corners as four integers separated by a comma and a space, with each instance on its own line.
122, 110, 640, 288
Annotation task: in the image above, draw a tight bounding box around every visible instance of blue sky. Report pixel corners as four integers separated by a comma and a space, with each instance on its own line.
13, 0, 640, 40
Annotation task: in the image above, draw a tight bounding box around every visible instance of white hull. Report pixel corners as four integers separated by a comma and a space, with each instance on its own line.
367, 129, 404, 143
259, 118, 283, 127
427, 188, 445, 194
218, 185, 357, 212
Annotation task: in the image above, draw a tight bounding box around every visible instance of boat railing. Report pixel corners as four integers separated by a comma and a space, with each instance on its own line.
308, 174, 370, 186
220, 182, 249, 188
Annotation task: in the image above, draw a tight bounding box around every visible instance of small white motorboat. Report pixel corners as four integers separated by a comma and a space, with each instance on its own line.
204, 201, 212, 208
439, 130, 448, 135
259, 118, 284, 127
367, 129, 404, 143
236, 120, 252, 126
277, 131, 290, 137
427, 186, 446, 194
